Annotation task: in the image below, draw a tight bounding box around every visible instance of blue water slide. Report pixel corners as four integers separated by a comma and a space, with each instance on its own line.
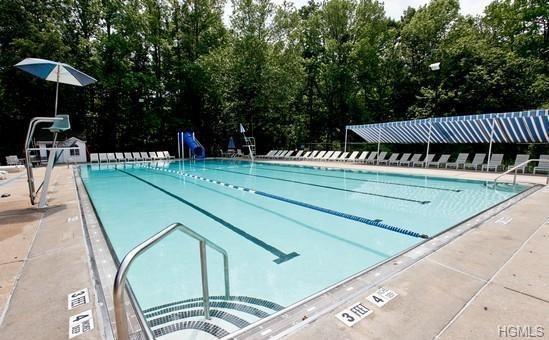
183, 131, 205, 159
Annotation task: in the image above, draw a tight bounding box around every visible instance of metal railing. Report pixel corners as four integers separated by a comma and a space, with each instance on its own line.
113, 222, 230, 340
493, 159, 548, 185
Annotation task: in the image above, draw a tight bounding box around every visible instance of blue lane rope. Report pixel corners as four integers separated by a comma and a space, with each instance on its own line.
199, 165, 431, 205
138, 164, 429, 239
222, 161, 462, 193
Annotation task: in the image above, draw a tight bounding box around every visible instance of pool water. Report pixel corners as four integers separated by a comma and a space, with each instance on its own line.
80, 159, 526, 337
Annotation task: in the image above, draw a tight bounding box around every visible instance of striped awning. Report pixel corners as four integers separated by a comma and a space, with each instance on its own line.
347, 109, 549, 144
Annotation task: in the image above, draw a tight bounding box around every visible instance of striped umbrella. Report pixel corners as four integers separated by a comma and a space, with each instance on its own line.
14, 58, 97, 116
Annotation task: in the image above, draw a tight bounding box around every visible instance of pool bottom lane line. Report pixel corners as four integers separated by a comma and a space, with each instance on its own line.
198, 165, 431, 205
117, 169, 300, 264
139, 164, 429, 239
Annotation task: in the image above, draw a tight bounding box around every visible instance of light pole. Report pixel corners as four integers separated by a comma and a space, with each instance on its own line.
425, 62, 440, 167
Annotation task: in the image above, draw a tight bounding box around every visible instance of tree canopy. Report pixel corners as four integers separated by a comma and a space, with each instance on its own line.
0, 0, 547, 157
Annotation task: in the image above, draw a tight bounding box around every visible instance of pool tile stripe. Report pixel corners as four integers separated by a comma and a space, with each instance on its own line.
143, 295, 284, 314
152, 320, 229, 338
147, 309, 250, 329
145, 301, 271, 319
139, 164, 429, 239
117, 169, 300, 264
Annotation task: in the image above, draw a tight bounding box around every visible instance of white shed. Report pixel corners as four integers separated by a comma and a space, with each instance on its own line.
37, 137, 87, 163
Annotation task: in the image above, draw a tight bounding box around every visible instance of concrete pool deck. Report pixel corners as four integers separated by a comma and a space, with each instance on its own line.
0, 161, 547, 340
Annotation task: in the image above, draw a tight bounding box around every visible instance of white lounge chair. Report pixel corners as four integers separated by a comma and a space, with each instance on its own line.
336, 152, 349, 161
290, 150, 304, 159
141, 152, 151, 160
533, 155, 549, 174
164, 151, 175, 159
413, 154, 435, 167
5, 156, 22, 165
322, 151, 334, 160
356, 151, 369, 163
429, 154, 450, 168
306, 151, 319, 159
380, 153, 399, 165
315, 151, 327, 159
329, 151, 341, 161
482, 153, 504, 171
344, 151, 359, 162
99, 153, 108, 163
299, 151, 311, 159
446, 153, 469, 169
464, 153, 486, 170
392, 153, 410, 166
149, 152, 159, 160
132, 152, 143, 161
272, 150, 287, 159
365, 152, 378, 164
258, 150, 276, 159
506, 154, 529, 173
400, 154, 421, 166
155, 151, 165, 160
124, 152, 134, 161
115, 153, 125, 162
90, 153, 99, 163
374, 152, 388, 165
106, 153, 116, 162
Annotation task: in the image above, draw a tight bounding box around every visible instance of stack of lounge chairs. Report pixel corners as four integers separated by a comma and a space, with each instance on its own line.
90, 151, 175, 163
256, 149, 549, 174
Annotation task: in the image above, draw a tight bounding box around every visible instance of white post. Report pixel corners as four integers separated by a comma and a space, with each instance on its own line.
38, 149, 58, 208
376, 127, 382, 165
54, 64, 60, 116
425, 120, 432, 168
487, 118, 496, 172
344, 127, 348, 153
177, 132, 181, 159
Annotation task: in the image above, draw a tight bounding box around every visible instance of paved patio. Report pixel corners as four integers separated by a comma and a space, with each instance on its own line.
0, 167, 101, 340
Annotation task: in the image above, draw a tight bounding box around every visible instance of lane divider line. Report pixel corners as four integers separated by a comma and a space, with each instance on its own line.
199, 166, 431, 205
117, 169, 299, 264
224, 161, 462, 193
138, 164, 429, 239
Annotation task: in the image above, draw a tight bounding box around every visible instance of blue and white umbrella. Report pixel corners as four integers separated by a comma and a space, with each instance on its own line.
14, 58, 97, 116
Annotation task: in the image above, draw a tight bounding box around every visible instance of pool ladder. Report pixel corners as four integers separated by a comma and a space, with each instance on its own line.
113, 222, 230, 340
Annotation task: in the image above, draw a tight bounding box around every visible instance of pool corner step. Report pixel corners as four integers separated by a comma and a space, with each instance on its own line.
144, 295, 284, 339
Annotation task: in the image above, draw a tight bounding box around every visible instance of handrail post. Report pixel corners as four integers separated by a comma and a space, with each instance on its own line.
199, 240, 211, 320
113, 223, 230, 340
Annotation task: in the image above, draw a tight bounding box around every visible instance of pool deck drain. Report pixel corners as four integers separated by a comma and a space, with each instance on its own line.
0, 160, 547, 340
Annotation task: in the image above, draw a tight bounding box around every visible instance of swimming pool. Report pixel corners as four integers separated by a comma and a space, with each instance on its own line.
80, 159, 526, 338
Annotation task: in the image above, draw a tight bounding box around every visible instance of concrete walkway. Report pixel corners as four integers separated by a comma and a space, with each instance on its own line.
0, 167, 101, 340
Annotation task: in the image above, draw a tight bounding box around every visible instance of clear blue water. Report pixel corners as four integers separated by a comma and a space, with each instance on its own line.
80, 159, 525, 314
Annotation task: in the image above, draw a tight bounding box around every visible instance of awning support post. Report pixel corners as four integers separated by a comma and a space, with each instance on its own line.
344, 127, 348, 153
177, 132, 181, 159
487, 118, 496, 172
425, 120, 432, 168
376, 127, 382, 165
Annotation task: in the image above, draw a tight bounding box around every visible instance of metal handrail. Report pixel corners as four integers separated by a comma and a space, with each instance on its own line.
493, 159, 548, 185
113, 222, 230, 340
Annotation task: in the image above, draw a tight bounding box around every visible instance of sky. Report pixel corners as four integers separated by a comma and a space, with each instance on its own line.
224, 0, 493, 23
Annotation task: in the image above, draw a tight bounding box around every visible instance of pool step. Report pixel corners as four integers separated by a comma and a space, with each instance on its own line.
142, 295, 284, 339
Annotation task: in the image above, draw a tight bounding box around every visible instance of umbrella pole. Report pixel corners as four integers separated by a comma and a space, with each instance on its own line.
52, 65, 60, 147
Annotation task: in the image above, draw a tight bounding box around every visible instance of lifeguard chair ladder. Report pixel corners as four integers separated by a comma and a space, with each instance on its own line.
24, 114, 71, 208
